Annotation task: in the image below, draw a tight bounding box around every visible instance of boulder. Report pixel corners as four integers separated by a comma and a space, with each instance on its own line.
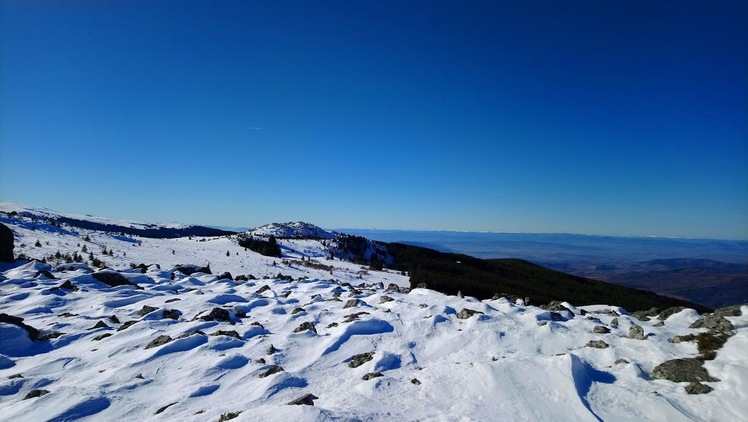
593, 326, 611, 334
0, 223, 14, 262
171, 264, 211, 276
293, 322, 316, 334
690, 315, 734, 334
259, 365, 284, 378
0, 313, 39, 341
287, 393, 318, 406
586, 340, 609, 349
631, 307, 660, 322
201, 307, 231, 322
629, 324, 645, 340
714, 305, 743, 317
162, 309, 180, 320
23, 389, 50, 400
218, 272, 233, 281
348, 352, 374, 368
145, 335, 173, 349
380, 295, 394, 303
652, 358, 719, 383
92, 270, 138, 288
657, 307, 685, 321
210, 330, 240, 339
344, 299, 361, 309
685, 382, 714, 395
363, 372, 383, 380
266, 344, 277, 355
456, 308, 483, 320
137, 305, 158, 317
34, 270, 56, 279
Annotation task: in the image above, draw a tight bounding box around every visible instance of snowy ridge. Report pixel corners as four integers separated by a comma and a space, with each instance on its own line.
248, 222, 336, 240
1, 207, 747, 421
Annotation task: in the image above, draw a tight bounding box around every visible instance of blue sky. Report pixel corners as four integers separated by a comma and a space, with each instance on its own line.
1, 1, 747, 239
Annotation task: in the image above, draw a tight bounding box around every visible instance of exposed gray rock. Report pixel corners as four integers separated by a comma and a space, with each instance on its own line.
87, 320, 109, 330
0, 313, 39, 341
363, 372, 383, 380
256, 285, 271, 294
610, 317, 619, 326
593, 325, 611, 334
658, 307, 685, 321
137, 305, 158, 316
0, 223, 14, 262
668, 334, 696, 344
386, 283, 400, 292
218, 411, 242, 421
108, 315, 120, 324
342, 299, 359, 308
201, 307, 231, 322
291, 307, 305, 315
416, 282, 428, 289
614, 359, 629, 365
586, 340, 609, 349
118, 320, 138, 331
629, 324, 645, 340
287, 393, 318, 406
93, 333, 112, 341
23, 389, 50, 400
145, 335, 173, 349
172, 264, 211, 276
653, 321, 665, 327
154, 402, 178, 415
631, 307, 660, 321
51, 280, 77, 292
380, 295, 394, 303
456, 308, 483, 320
348, 352, 374, 368
259, 365, 284, 378
266, 344, 276, 355
210, 330, 240, 339
217, 272, 233, 280
162, 309, 180, 320
652, 358, 719, 383
690, 315, 734, 333
411, 378, 421, 385
542, 301, 573, 316
35, 270, 56, 279
685, 382, 714, 395
92, 270, 138, 288
344, 312, 369, 323
293, 322, 316, 333
714, 305, 743, 317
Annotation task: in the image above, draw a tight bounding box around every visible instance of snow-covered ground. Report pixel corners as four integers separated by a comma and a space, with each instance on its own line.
1, 207, 747, 421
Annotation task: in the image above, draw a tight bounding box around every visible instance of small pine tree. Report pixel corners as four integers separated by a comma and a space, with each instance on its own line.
81, 244, 88, 253
226, 250, 230, 257
35, 240, 42, 247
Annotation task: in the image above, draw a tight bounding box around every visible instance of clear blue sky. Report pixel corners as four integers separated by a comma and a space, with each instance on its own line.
1, 1, 747, 239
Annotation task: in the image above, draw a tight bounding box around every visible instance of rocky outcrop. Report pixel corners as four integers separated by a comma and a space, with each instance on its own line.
690, 315, 734, 334
657, 307, 685, 321
259, 365, 284, 378
145, 335, 173, 349
293, 322, 316, 333
348, 352, 374, 368
92, 271, 138, 288
0, 223, 14, 262
629, 324, 645, 340
593, 326, 610, 334
456, 308, 483, 320
200, 307, 231, 322
0, 313, 39, 341
652, 358, 719, 383
586, 340, 609, 349
287, 393, 318, 406
714, 305, 743, 317
685, 382, 714, 395
631, 307, 660, 322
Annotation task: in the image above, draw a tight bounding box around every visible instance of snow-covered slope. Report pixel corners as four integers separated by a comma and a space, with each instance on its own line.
1, 207, 747, 421
248, 222, 336, 240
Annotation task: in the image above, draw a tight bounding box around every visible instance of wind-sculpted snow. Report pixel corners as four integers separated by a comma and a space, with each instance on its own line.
1, 215, 748, 421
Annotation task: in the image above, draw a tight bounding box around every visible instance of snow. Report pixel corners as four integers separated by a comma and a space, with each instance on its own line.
0, 209, 747, 421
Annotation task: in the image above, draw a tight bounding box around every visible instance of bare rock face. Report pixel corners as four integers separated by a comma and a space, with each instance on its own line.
0, 223, 14, 262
